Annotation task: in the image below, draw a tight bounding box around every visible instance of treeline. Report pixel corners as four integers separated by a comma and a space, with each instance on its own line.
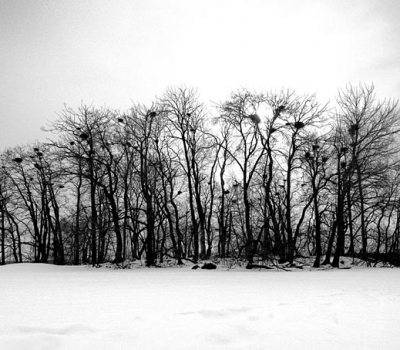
1, 84, 400, 267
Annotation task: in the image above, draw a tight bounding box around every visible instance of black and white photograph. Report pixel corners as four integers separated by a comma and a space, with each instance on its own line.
1, 0, 400, 349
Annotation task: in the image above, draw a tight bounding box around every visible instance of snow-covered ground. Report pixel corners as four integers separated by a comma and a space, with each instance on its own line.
1, 263, 400, 350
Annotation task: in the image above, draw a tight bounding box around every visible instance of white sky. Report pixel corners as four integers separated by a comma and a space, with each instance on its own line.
1, 0, 400, 150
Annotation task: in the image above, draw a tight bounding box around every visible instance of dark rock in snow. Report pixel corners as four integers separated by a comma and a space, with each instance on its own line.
201, 262, 217, 270
192, 265, 200, 269
246, 263, 274, 270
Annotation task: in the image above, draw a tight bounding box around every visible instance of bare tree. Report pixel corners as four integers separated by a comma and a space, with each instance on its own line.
158, 87, 211, 262
333, 84, 400, 265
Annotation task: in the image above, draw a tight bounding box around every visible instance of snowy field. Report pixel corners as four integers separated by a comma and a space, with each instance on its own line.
1, 263, 400, 350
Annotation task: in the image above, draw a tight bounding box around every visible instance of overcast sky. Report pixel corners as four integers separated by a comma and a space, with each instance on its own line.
1, 0, 400, 150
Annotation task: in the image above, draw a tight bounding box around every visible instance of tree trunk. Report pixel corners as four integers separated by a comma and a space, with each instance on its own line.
146, 199, 155, 266
322, 219, 337, 265
346, 188, 355, 257
356, 165, 368, 258
286, 160, 295, 263
243, 184, 255, 263
90, 178, 98, 266
74, 177, 82, 265
312, 183, 322, 268
1, 201, 5, 265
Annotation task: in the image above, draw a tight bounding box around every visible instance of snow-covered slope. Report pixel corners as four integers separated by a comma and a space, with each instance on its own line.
0, 263, 399, 350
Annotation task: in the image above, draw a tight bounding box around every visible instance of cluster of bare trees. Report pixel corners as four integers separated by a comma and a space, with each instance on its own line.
1, 84, 400, 267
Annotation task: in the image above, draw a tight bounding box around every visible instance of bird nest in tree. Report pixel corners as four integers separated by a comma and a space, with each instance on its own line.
247, 114, 261, 124
349, 123, 359, 136
294, 121, 305, 129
